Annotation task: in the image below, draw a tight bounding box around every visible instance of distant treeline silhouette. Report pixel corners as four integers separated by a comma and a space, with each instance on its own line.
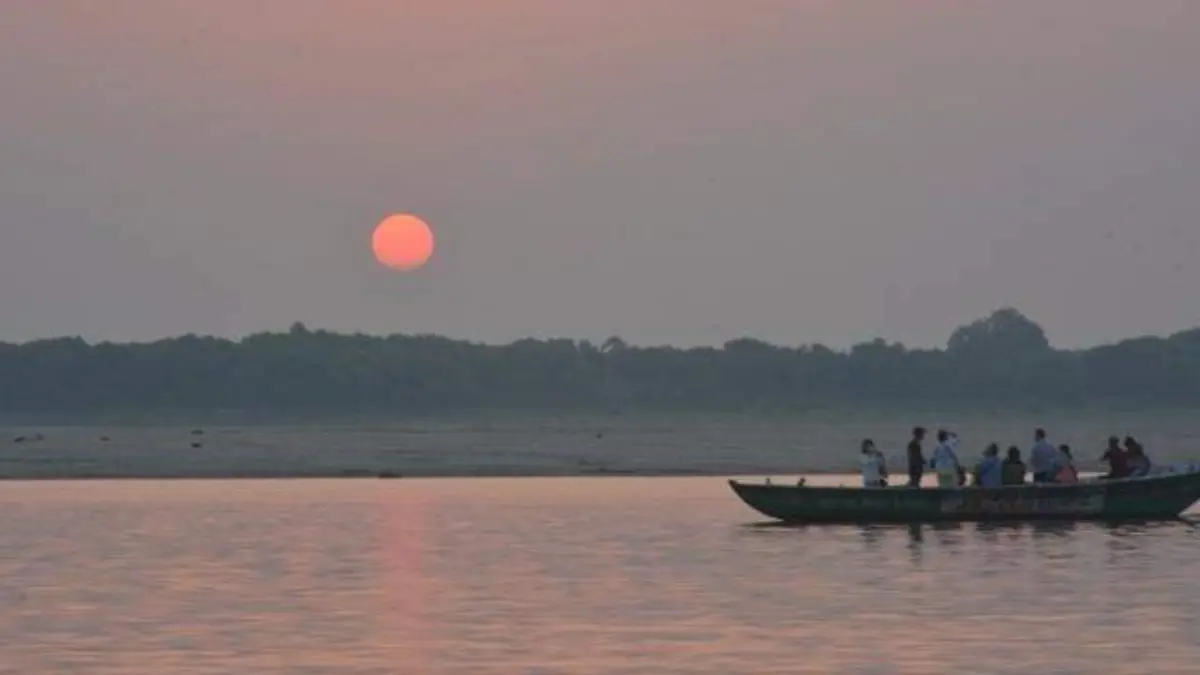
1, 308, 1198, 414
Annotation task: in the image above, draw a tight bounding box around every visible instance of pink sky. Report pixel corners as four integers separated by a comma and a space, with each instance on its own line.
2, 2, 1199, 347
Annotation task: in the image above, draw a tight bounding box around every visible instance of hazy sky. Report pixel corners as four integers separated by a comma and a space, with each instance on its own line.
2, 2, 1198, 349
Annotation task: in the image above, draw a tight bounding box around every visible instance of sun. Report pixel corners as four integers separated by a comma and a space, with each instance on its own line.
372, 214, 435, 271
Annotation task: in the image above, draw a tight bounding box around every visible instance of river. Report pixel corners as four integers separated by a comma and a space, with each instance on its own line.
2, 409, 1198, 478
1, 477, 1198, 674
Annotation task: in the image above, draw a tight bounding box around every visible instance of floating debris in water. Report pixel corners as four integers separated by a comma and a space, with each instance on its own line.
190, 442, 203, 449
190, 429, 204, 436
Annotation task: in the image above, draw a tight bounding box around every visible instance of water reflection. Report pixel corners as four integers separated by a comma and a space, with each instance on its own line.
2, 478, 1199, 675
856, 523, 886, 548
749, 517, 1170, 565
901, 523, 924, 566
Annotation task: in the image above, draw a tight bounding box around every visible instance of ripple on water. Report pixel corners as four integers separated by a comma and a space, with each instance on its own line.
0, 478, 1198, 674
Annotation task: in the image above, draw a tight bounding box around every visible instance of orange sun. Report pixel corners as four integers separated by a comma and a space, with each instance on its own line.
372, 214, 435, 271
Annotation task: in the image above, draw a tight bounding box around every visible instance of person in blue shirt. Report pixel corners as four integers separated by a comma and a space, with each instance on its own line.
1029, 428, 1060, 483
974, 443, 1003, 488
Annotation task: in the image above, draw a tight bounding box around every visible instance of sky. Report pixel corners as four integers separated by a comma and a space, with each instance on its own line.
2, 1, 1198, 350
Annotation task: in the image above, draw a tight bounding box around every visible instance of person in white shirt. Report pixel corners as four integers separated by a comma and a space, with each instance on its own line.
1029, 428, 1060, 483
930, 430, 961, 488
860, 439, 888, 487
1125, 436, 1152, 477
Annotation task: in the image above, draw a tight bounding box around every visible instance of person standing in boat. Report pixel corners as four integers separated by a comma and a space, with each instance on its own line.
860, 439, 888, 487
930, 430, 962, 488
1029, 428, 1060, 483
906, 426, 927, 488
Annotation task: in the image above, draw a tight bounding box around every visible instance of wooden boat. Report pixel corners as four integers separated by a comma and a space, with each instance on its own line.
729, 466, 1200, 524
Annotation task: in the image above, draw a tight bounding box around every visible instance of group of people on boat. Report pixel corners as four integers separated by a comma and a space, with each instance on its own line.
859, 427, 1153, 488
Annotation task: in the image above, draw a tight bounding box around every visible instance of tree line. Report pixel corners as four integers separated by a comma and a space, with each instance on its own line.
1, 308, 1198, 415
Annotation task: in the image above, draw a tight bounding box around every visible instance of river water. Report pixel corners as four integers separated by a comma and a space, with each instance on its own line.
2, 409, 1199, 478
1, 477, 1198, 674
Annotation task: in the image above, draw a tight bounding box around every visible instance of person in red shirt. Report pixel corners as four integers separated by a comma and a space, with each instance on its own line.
1101, 436, 1129, 479
1055, 445, 1079, 483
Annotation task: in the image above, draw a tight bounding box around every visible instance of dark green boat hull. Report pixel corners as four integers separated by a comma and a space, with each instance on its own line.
729, 471, 1200, 524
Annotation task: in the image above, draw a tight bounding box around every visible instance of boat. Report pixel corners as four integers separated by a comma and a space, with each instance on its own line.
729, 465, 1200, 524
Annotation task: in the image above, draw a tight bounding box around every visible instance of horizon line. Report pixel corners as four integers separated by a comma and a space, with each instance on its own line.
3, 310, 1195, 354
